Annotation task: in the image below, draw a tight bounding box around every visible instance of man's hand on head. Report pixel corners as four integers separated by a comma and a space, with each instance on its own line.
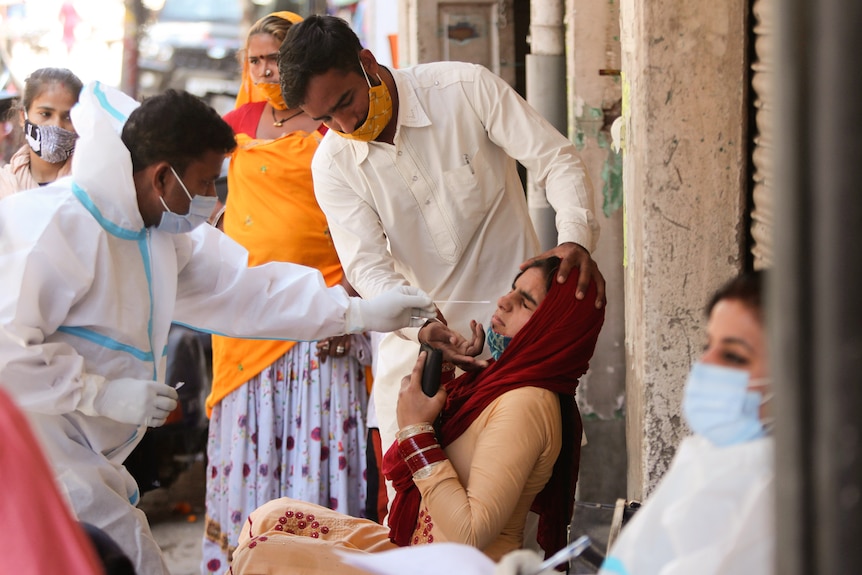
520, 242, 606, 308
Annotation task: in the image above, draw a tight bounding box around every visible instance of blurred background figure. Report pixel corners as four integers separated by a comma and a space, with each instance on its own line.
0, 67, 81, 198
58, 0, 81, 54
0, 90, 20, 164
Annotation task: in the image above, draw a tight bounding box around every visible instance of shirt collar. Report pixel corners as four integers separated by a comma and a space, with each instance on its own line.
392, 67, 431, 130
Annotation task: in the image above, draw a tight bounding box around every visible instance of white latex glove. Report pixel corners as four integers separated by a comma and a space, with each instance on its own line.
346, 285, 436, 333
494, 550, 556, 575
79, 377, 179, 427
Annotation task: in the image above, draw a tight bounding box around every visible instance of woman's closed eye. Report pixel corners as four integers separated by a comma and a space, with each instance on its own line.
516, 289, 538, 310
518, 296, 535, 311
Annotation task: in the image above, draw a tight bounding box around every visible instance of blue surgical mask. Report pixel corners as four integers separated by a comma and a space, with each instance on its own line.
682, 362, 768, 447
156, 166, 217, 234
486, 325, 513, 361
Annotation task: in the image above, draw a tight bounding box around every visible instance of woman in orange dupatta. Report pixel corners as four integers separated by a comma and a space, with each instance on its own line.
202, 12, 372, 574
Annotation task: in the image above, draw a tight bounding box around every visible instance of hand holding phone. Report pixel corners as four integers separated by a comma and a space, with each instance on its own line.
419, 343, 443, 396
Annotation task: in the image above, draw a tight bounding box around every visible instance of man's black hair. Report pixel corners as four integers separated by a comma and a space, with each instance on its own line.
121, 90, 236, 174
278, 15, 364, 109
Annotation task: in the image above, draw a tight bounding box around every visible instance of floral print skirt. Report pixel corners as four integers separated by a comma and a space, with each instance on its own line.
201, 338, 369, 574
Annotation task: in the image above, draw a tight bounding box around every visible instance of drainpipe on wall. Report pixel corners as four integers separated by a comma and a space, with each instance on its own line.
526, 0, 567, 251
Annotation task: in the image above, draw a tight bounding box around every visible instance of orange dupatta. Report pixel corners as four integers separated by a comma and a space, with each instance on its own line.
206, 131, 344, 415
206, 10, 344, 415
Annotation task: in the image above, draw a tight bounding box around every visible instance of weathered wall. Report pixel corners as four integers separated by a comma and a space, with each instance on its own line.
619, 0, 748, 498
401, 0, 516, 86
566, 0, 627, 503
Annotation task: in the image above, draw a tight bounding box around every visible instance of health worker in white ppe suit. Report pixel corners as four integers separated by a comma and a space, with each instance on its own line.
0, 82, 435, 575
599, 270, 774, 575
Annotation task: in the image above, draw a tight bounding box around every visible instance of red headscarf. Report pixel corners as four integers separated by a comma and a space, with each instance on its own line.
383, 269, 605, 556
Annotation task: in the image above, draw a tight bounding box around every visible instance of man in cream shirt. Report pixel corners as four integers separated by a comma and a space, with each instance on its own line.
279, 15, 604, 496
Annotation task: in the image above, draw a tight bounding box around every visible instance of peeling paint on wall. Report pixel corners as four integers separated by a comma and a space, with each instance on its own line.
602, 149, 624, 217
574, 95, 585, 119
573, 98, 624, 219
575, 127, 587, 150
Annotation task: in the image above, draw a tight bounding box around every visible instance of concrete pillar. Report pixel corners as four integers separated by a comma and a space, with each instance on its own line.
619, 0, 748, 498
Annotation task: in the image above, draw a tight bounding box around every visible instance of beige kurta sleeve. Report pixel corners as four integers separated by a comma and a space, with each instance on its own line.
413, 387, 562, 552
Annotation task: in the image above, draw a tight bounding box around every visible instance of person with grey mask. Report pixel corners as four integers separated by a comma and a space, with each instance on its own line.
0, 67, 82, 199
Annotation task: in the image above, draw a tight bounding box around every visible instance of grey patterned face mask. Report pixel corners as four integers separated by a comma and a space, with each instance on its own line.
23, 116, 78, 163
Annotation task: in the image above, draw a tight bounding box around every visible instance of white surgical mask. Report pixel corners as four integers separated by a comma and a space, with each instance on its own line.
156, 166, 217, 234
682, 362, 770, 447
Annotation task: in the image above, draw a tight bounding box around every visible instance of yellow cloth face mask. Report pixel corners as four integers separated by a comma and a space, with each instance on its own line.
254, 82, 289, 110
333, 63, 393, 142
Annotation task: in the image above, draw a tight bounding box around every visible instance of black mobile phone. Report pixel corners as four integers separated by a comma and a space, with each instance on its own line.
419, 343, 443, 396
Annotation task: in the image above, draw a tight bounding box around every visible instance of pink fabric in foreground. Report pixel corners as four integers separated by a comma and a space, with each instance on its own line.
0, 387, 104, 575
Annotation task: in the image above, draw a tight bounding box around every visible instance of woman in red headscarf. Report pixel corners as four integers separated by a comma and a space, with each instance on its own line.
228, 258, 605, 574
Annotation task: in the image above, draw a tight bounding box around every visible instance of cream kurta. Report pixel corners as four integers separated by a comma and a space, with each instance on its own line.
413, 387, 561, 557
231, 386, 562, 574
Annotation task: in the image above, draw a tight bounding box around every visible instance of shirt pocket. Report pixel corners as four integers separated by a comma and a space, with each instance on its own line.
442, 145, 503, 244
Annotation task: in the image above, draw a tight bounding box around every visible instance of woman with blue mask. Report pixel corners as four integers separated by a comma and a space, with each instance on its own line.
599, 270, 773, 575
0, 67, 82, 199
